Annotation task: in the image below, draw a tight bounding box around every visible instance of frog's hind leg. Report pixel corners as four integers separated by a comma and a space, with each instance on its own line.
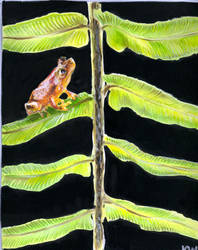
39, 106, 49, 117
50, 96, 71, 111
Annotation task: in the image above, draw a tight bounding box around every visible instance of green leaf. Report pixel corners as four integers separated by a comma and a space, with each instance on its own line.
2, 209, 93, 249
2, 154, 92, 192
3, 12, 89, 53
105, 135, 198, 180
95, 10, 198, 60
104, 74, 198, 129
104, 196, 198, 240
2, 92, 93, 146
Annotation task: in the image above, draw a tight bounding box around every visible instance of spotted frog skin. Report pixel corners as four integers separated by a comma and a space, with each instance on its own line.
25, 57, 77, 116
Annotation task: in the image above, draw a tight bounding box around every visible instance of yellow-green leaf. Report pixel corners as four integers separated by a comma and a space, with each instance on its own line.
104, 74, 198, 129
105, 135, 198, 180
2, 209, 93, 249
2, 92, 93, 146
105, 196, 198, 240
3, 12, 89, 53
95, 10, 198, 60
2, 154, 92, 192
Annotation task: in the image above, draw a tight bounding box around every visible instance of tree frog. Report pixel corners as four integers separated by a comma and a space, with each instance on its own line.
25, 57, 77, 116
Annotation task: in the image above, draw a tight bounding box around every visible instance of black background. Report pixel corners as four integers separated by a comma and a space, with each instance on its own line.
2, 1, 198, 250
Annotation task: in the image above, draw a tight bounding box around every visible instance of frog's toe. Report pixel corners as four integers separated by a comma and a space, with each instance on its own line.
60, 106, 68, 111
65, 90, 77, 100
65, 101, 72, 106
40, 110, 48, 118
71, 93, 78, 100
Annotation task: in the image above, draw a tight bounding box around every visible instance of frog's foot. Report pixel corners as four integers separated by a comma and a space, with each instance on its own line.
58, 101, 72, 111
39, 111, 47, 118
39, 107, 49, 118
50, 96, 71, 111
65, 89, 77, 100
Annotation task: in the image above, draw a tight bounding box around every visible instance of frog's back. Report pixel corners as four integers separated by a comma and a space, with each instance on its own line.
30, 68, 58, 101
31, 80, 52, 100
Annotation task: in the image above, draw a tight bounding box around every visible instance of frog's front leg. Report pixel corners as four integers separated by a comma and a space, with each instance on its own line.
65, 89, 78, 100
50, 96, 71, 111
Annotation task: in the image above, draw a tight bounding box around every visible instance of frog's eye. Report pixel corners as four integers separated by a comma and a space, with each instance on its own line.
60, 69, 66, 74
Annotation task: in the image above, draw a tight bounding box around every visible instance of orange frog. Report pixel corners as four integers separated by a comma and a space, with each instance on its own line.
25, 57, 77, 116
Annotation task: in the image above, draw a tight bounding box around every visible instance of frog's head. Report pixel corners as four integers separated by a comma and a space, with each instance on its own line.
25, 101, 42, 115
57, 57, 76, 79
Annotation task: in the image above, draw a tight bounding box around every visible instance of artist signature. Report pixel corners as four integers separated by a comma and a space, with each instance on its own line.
182, 246, 198, 250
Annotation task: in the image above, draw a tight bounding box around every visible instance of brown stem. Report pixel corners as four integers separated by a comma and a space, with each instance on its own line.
88, 2, 105, 250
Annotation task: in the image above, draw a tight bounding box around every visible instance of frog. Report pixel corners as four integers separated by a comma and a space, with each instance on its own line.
25, 56, 77, 116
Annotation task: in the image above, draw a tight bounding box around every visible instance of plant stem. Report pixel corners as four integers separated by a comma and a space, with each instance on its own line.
88, 2, 105, 250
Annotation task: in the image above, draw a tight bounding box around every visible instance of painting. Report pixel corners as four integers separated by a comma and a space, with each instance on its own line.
2, 1, 198, 249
